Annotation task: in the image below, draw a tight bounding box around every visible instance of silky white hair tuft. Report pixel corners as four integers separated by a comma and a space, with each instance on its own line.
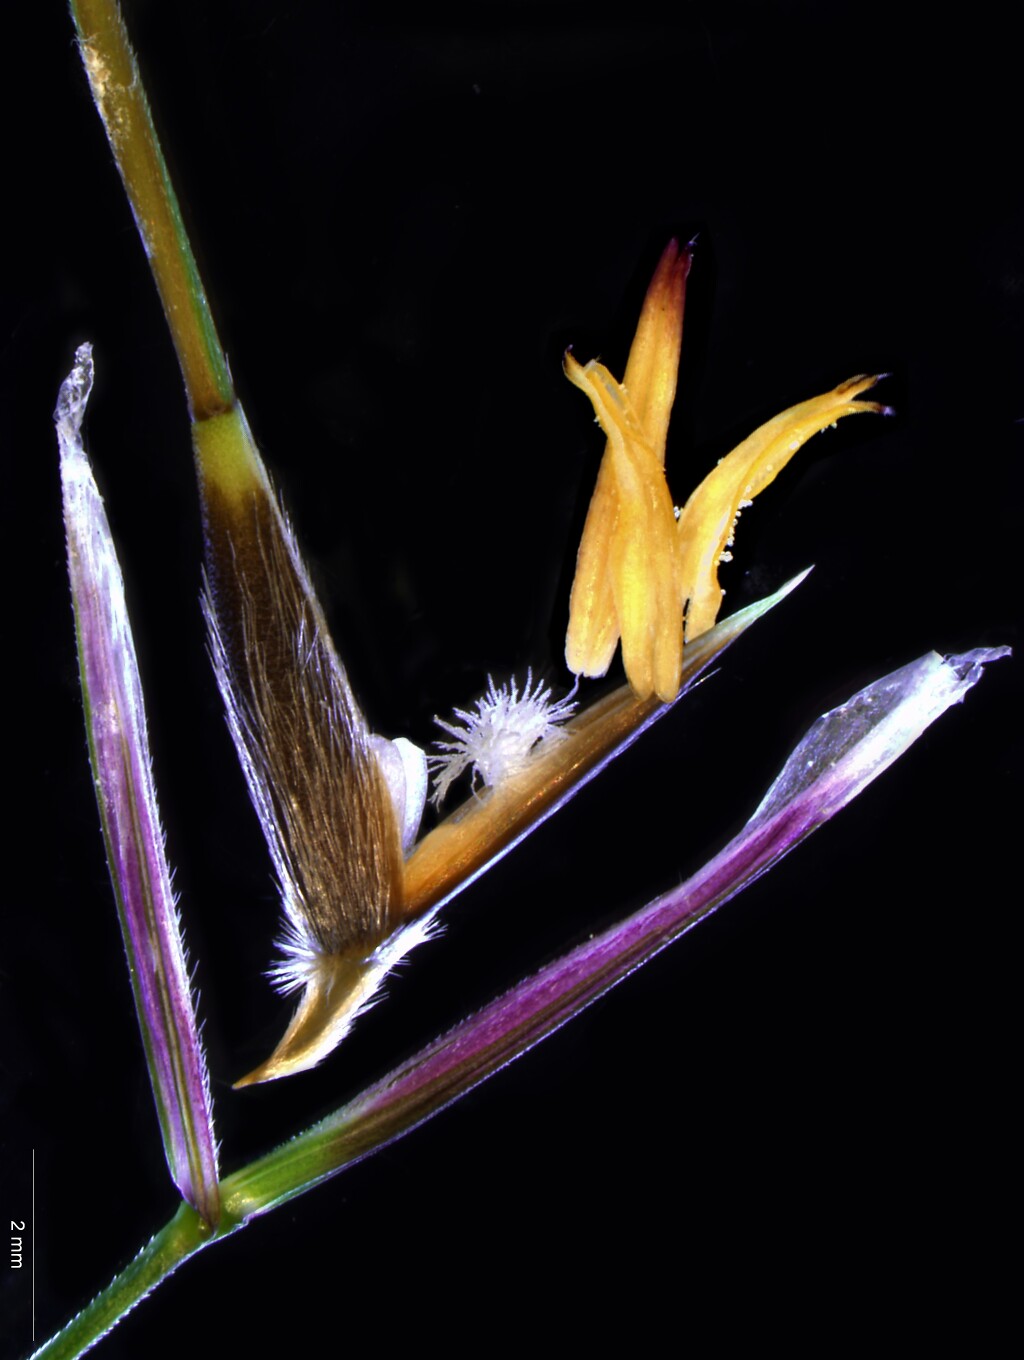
429, 670, 577, 806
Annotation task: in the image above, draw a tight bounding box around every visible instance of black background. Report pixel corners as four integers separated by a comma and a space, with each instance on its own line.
4, 3, 1020, 1355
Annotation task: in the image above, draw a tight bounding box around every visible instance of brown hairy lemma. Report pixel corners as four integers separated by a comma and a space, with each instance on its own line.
201, 473, 405, 990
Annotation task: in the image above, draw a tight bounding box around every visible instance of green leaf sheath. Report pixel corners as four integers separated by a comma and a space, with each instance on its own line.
69, 0, 234, 420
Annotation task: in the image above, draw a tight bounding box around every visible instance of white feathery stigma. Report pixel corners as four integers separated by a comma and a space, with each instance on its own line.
429, 669, 577, 806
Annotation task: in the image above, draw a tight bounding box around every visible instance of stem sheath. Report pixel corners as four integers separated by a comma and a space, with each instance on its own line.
70, 0, 235, 420
30, 1203, 229, 1360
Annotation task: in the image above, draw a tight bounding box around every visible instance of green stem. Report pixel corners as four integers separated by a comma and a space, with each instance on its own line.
69, 0, 235, 420
29, 1202, 235, 1360
28, 1103, 412, 1360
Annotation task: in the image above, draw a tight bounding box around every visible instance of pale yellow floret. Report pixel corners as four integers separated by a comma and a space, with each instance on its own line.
564, 355, 683, 702
564, 240, 691, 702
565, 239, 886, 702
678, 375, 886, 640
